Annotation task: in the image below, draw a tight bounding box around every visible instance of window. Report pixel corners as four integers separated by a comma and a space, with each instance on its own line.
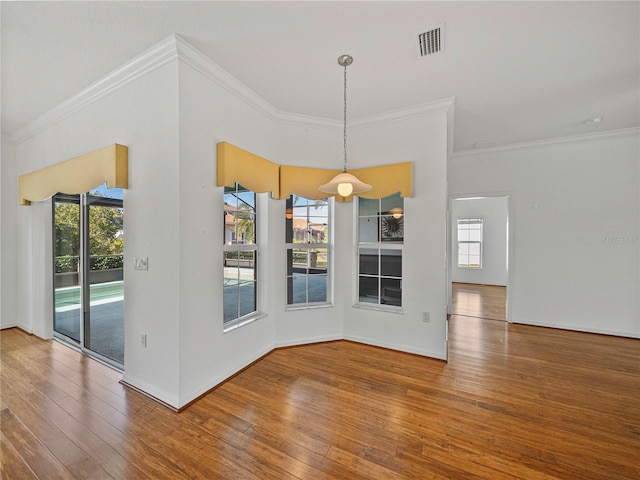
357, 193, 403, 307
457, 218, 483, 268
285, 195, 330, 306
223, 184, 257, 326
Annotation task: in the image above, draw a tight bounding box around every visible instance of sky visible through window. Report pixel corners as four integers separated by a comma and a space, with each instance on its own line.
90, 183, 123, 199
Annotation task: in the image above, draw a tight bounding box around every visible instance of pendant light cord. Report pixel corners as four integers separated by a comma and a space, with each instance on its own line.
343, 62, 348, 172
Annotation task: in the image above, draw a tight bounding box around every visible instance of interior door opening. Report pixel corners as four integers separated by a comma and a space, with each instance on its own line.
451, 282, 506, 321
447, 195, 510, 322
53, 184, 124, 369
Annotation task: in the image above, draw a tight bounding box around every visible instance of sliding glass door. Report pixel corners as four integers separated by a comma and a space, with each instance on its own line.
53, 195, 82, 343
53, 185, 124, 367
85, 193, 124, 363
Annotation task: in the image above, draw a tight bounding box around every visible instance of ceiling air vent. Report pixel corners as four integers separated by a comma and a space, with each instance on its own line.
418, 23, 445, 58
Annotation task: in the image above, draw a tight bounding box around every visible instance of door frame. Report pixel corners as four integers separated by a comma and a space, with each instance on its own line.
52, 192, 124, 371
446, 192, 514, 323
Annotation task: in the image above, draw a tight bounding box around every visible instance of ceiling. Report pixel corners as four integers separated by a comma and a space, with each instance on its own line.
2, 1, 639, 153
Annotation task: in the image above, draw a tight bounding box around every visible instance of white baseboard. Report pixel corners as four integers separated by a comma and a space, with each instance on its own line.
176, 344, 275, 409
512, 320, 640, 339
343, 334, 447, 360
121, 374, 180, 409
123, 333, 448, 410
275, 333, 342, 349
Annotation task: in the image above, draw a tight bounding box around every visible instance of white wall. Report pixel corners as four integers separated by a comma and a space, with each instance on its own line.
273, 110, 451, 360
7, 32, 638, 417
10, 36, 450, 408
1, 136, 18, 329
451, 196, 508, 285
273, 123, 345, 347
342, 112, 450, 359
15, 58, 184, 404
449, 132, 640, 338
175, 57, 279, 405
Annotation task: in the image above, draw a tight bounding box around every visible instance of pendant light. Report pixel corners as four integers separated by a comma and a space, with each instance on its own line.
319, 55, 372, 198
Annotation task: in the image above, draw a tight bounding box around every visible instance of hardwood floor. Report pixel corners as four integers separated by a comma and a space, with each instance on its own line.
2, 320, 639, 479
452, 282, 506, 320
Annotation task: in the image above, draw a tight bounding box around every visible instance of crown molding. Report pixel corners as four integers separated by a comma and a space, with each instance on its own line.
273, 97, 456, 133
451, 126, 640, 158
175, 35, 342, 131
274, 111, 340, 131
350, 97, 455, 130
12, 35, 181, 144
11, 33, 455, 145
348, 97, 455, 157
173, 34, 279, 122
176, 33, 454, 133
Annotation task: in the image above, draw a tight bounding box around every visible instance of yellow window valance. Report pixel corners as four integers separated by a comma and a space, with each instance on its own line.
19, 144, 128, 206
349, 162, 413, 200
216, 142, 280, 197
279, 163, 412, 202
279, 165, 343, 201
218, 142, 412, 202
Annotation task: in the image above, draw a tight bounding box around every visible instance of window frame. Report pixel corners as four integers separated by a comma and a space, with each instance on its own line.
285, 195, 332, 309
457, 217, 483, 269
356, 194, 404, 311
222, 183, 260, 331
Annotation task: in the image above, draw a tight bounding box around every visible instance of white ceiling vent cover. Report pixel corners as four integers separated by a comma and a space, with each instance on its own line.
417, 23, 445, 58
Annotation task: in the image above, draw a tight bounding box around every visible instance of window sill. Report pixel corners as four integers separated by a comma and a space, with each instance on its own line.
352, 303, 404, 315
285, 302, 333, 312
223, 312, 267, 333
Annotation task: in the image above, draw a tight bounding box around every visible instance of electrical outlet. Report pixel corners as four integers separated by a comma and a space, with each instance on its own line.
140, 333, 147, 348
422, 312, 430, 323
134, 257, 148, 271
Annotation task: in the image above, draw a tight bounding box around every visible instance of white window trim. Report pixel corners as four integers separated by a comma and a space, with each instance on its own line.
457, 217, 483, 269
284, 242, 332, 310
355, 196, 404, 311
223, 311, 267, 333
222, 185, 262, 331
356, 243, 404, 311
285, 196, 333, 309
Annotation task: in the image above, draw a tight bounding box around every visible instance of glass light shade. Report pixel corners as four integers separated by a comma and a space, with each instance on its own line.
337, 182, 353, 197
318, 172, 372, 197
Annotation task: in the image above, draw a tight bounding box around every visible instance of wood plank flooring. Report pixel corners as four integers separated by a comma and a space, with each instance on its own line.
452, 282, 506, 320
2, 318, 639, 479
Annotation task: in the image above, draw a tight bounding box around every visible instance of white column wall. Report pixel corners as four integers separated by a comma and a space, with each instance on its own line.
175, 59, 278, 405
343, 112, 450, 359
273, 123, 345, 346
15, 61, 183, 404
449, 132, 640, 337
1, 135, 18, 329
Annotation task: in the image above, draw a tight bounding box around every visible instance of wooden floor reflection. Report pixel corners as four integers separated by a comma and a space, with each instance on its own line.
2, 316, 639, 479
452, 282, 506, 320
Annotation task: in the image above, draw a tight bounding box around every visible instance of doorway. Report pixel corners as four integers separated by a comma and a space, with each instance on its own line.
52, 184, 124, 368
451, 282, 506, 320
448, 195, 511, 322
